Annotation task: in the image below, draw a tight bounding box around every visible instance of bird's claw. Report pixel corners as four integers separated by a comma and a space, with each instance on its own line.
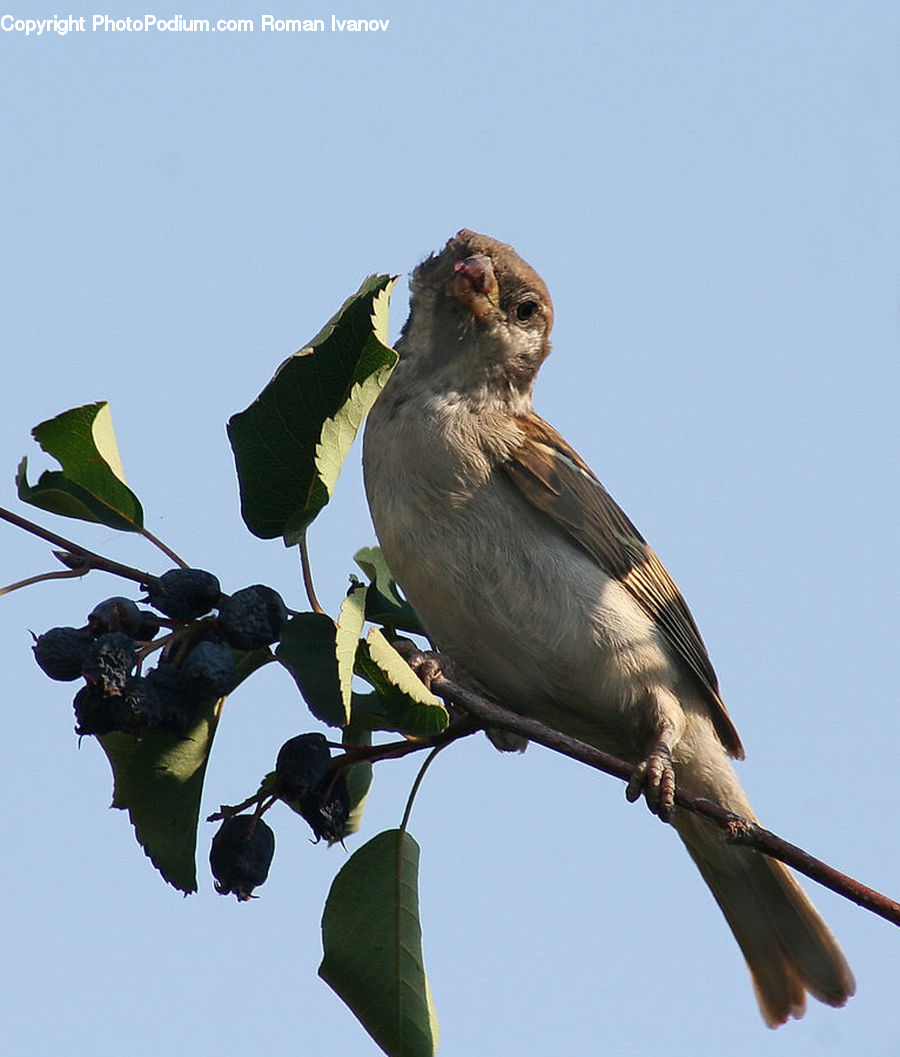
391, 639, 444, 691
625, 740, 676, 821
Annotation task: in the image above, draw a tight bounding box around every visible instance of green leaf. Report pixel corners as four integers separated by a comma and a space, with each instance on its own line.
336, 578, 368, 717
352, 634, 448, 738
227, 275, 398, 544
354, 546, 424, 635
98, 697, 221, 893
345, 689, 390, 731
275, 613, 346, 727
320, 829, 439, 1057
365, 628, 442, 710
341, 726, 373, 838
96, 648, 271, 892
17, 402, 144, 532
354, 546, 405, 608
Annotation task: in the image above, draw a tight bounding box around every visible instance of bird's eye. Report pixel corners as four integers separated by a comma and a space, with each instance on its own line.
515, 299, 539, 323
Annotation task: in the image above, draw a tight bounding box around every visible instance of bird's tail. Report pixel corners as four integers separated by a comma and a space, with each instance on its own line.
672, 765, 855, 1026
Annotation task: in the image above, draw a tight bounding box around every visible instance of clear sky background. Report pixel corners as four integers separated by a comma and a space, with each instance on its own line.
1, 3, 898, 1055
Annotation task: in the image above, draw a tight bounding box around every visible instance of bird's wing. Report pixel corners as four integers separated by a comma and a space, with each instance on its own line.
503, 414, 744, 759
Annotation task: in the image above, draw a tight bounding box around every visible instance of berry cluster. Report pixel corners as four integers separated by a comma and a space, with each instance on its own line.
32, 571, 288, 739
208, 732, 350, 901
274, 732, 350, 844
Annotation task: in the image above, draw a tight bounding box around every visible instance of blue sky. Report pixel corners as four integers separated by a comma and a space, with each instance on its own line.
1, 3, 898, 1054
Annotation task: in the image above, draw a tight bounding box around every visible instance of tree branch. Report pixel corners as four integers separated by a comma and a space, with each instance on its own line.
0, 506, 160, 589
427, 670, 900, 929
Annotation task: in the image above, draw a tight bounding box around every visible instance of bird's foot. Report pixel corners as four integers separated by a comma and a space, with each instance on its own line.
391, 638, 444, 691
625, 732, 677, 821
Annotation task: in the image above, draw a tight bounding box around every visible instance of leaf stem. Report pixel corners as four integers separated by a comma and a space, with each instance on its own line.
299, 529, 325, 614
399, 745, 444, 834
138, 526, 188, 568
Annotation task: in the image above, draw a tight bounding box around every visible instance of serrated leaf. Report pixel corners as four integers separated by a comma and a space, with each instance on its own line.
352, 636, 448, 738
347, 685, 390, 728
227, 276, 397, 544
96, 648, 271, 892
336, 579, 368, 717
17, 402, 144, 532
365, 628, 442, 709
316, 368, 390, 498
320, 829, 439, 1057
354, 546, 424, 635
98, 698, 221, 893
275, 613, 345, 727
346, 688, 445, 738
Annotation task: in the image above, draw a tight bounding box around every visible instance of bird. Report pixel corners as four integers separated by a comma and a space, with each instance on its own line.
362, 229, 855, 1026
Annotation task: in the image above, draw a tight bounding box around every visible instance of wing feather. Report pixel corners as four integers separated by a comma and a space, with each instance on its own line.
503, 415, 744, 759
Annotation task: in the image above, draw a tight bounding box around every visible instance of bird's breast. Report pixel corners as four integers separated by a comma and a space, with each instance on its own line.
363, 392, 673, 756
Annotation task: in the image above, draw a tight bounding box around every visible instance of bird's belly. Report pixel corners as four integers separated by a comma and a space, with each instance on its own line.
371, 471, 673, 759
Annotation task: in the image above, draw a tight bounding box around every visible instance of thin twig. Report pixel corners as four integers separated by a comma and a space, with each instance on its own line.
0, 505, 159, 589
207, 791, 276, 822
334, 717, 480, 771
0, 567, 88, 596
426, 671, 900, 929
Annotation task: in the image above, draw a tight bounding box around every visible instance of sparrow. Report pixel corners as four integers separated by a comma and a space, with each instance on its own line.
362, 229, 855, 1026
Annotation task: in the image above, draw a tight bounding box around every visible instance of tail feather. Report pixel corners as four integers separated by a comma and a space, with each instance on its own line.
674, 808, 856, 1026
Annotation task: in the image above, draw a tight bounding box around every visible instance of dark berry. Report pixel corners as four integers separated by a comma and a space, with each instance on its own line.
82, 632, 136, 695
33, 627, 93, 681
145, 662, 195, 734
135, 610, 162, 641
73, 683, 116, 735
275, 733, 350, 844
216, 585, 288, 650
303, 774, 350, 844
109, 676, 165, 734
181, 640, 237, 700
87, 597, 142, 637
210, 815, 275, 900
146, 568, 220, 621
275, 733, 331, 800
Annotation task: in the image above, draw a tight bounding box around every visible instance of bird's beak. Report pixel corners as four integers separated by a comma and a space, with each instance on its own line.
450, 254, 499, 321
